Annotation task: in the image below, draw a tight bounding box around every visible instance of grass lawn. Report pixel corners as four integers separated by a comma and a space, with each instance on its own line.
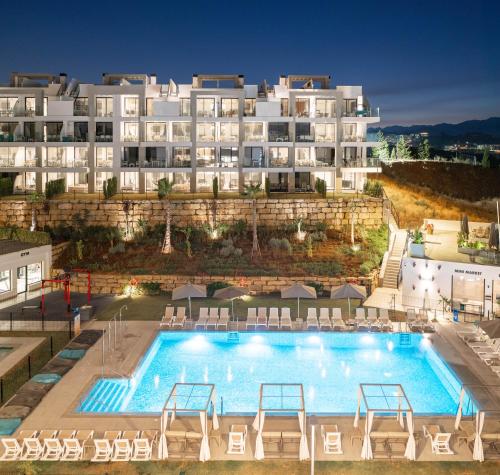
0, 331, 70, 404
2, 460, 499, 475
94, 294, 363, 322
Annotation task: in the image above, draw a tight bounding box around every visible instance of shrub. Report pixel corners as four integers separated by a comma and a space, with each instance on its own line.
305, 281, 324, 296
219, 237, 243, 257
269, 238, 292, 255
296, 261, 343, 277
265, 177, 271, 198
0, 177, 13, 196
315, 178, 327, 198
109, 242, 125, 254
207, 281, 230, 297
0, 227, 51, 245
360, 261, 374, 275
363, 180, 383, 198
45, 178, 65, 199
306, 235, 313, 258
314, 222, 327, 233
139, 282, 161, 295
310, 231, 327, 243
212, 176, 219, 198
229, 219, 247, 238
103, 176, 118, 199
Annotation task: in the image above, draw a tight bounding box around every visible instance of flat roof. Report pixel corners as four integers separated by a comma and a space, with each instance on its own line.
0, 240, 47, 256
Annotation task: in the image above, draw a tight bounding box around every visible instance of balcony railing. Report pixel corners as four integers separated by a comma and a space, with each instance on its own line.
269, 158, 291, 168
121, 160, 139, 168
172, 159, 191, 168
245, 135, 264, 142
315, 135, 335, 143
96, 160, 113, 168
196, 158, 216, 167
0, 158, 39, 167
243, 157, 265, 168
342, 157, 381, 168
145, 135, 167, 142
172, 135, 190, 142
342, 107, 379, 118
268, 134, 290, 142
123, 135, 139, 142
219, 110, 238, 118
143, 159, 167, 168
74, 107, 89, 116
95, 135, 113, 142
220, 135, 239, 142
296, 134, 314, 143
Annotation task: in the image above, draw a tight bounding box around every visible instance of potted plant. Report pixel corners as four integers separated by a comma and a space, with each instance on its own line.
457, 232, 481, 257
409, 229, 425, 258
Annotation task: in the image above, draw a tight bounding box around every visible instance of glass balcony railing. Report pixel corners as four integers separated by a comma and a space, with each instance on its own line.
243, 157, 265, 168
172, 159, 191, 168
268, 133, 290, 142
95, 135, 113, 142
269, 157, 290, 168
96, 160, 113, 168
342, 157, 381, 168
342, 107, 379, 118
143, 159, 167, 168
74, 107, 89, 116
0, 158, 39, 167
121, 159, 139, 168
296, 134, 314, 143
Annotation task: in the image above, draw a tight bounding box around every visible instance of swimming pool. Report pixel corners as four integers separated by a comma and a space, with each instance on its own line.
78, 332, 463, 415
0, 346, 13, 361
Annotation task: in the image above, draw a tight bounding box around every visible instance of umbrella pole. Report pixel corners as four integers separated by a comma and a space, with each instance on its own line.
231, 299, 234, 322
297, 297, 300, 320
348, 297, 351, 318
188, 296, 192, 320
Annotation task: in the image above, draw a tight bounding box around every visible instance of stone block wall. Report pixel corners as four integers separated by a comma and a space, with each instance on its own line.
0, 197, 383, 231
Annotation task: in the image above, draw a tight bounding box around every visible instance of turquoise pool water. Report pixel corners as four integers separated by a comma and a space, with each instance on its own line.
78, 332, 463, 415
0, 347, 13, 361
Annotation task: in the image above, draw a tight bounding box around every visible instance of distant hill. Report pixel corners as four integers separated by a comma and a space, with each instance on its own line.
369, 117, 500, 145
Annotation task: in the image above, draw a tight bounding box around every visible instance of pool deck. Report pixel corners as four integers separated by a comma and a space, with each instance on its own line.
0, 336, 45, 379
10, 319, 500, 462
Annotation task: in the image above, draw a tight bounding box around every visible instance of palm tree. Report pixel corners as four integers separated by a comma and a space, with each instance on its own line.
157, 178, 174, 254
28, 192, 44, 232
244, 183, 262, 258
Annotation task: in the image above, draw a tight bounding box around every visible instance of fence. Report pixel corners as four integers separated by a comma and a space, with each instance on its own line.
0, 331, 71, 405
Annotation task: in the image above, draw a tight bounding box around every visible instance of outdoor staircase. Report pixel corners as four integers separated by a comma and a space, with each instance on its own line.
383, 230, 408, 289
78, 379, 129, 413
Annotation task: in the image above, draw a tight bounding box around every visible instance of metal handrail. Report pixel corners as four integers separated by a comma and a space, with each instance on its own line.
382, 187, 400, 228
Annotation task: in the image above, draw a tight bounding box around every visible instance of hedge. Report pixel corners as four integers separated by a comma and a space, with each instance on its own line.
0, 177, 14, 196
0, 227, 51, 245
45, 178, 65, 199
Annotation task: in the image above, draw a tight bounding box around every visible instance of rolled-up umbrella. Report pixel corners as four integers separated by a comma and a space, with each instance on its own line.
478, 319, 500, 339
461, 215, 469, 237
172, 283, 207, 320
281, 283, 317, 319
488, 223, 499, 250
330, 283, 367, 317
213, 286, 249, 320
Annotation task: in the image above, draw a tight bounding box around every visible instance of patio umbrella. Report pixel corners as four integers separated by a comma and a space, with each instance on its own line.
330, 283, 367, 317
213, 286, 249, 320
461, 215, 469, 237
172, 283, 207, 320
281, 283, 317, 319
478, 319, 500, 339
488, 223, 499, 250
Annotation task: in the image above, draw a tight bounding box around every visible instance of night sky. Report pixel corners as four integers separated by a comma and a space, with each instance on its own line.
1, 0, 498, 126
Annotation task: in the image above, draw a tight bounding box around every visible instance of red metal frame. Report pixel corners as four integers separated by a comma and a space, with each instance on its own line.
41, 273, 71, 316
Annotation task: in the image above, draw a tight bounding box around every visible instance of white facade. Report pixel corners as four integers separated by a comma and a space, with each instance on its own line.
0, 73, 381, 194
0, 242, 51, 302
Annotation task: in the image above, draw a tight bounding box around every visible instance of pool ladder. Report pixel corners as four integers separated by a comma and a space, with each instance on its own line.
227, 331, 239, 342
399, 333, 411, 346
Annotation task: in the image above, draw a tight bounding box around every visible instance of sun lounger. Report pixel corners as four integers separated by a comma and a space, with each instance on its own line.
41, 430, 76, 461
423, 425, 453, 455
0, 431, 36, 461
473, 340, 500, 355
319, 308, 332, 330
307, 308, 317, 319
246, 308, 257, 330
217, 308, 230, 330
257, 308, 267, 328
111, 430, 139, 461
280, 308, 292, 330
227, 425, 247, 455
367, 308, 381, 331
321, 424, 342, 454
195, 307, 209, 329
268, 308, 280, 329
378, 309, 392, 332
131, 430, 157, 461
21, 430, 57, 461
355, 308, 369, 331
205, 308, 219, 330
306, 312, 319, 330
61, 429, 94, 461
330, 308, 347, 331
171, 307, 186, 328
91, 431, 121, 462
406, 308, 423, 332
160, 306, 175, 327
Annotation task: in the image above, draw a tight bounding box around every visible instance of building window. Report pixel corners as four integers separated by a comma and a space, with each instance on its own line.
295, 98, 310, 117
95, 122, 113, 142
197, 98, 215, 117
281, 98, 289, 117
123, 96, 139, 117
268, 123, 289, 142
344, 99, 356, 117
45, 122, 63, 142
219, 172, 239, 191
219, 122, 239, 142
243, 147, 264, 167
122, 147, 139, 167
96, 97, 113, 117
74, 148, 89, 167
172, 122, 191, 141
173, 172, 190, 192
172, 147, 191, 167
196, 123, 215, 142
220, 98, 239, 117
74, 97, 88, 116
295, 147, 312, 167
95, 147, 113, 167
27, 262, 42, 285
244, 99, 256, 117
269, 147, 289, 167
144, 147, 166, 167
296, 123, 313, 142
122, 122, 139, 142
146, 122, 167, 141
45, 147, 66, 167
0, 270, 10, 293
180, 98, 191, 117
343, 123, 357, 141
196, 147, 216, 167
196, 171, 215, 192
315, 123, 335, 142
244, 122, 264, 141
0, 97, 17, 116
315, 99, 335, 118
25, 97, 36, 116
220, 147, 238, 168
121, 171, 139, 191
74, 122, 88, 142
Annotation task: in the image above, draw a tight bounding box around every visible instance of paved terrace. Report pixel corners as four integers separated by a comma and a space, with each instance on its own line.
12, 318, 500, 462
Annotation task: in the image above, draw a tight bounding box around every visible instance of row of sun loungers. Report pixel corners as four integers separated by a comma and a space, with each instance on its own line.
0, 429, 157, 462
194, 307, 230, 330
458, 328, 500, 379
406, 308, 436, 333
160, 307, 186, 328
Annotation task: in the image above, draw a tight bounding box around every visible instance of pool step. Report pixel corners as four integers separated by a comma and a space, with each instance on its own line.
399, 333, 411, 346
227, 332, 240, 342
79, 379, 129, 413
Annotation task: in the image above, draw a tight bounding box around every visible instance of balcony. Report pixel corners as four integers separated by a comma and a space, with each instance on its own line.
96, 159, 113, 168
342, 157, 381, 168
95, 135, 113, 142
342, 107, 379, 118
143, 159, 168, 168
145, 134, 167, 142
296, 134, 314, 143
121, 159, 139, 168
0, 157, 39, 167
220, 109, 238, 118
245, 134, 264, 142
172, 158, 191, 168
243, 156, 265, 168
74, 106, 89, 116
269, 157, 291, 168
123, 134, 139, 142
268, 133, 290, 142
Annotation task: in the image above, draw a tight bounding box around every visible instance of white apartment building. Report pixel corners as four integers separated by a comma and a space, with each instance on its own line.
0, 72, 380, 194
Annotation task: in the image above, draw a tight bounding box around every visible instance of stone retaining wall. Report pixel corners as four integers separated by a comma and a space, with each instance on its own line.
55, 270, 379, 296
0, 197, 383, 231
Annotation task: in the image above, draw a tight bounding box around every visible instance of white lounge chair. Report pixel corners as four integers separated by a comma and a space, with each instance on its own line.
257, 307, 267, 328
21, 430, 56, 461
355, 308, 369, 331
319, 308, 332, 330
131, 430, 157, 461
217, 308, 230, 330
206, 307, 219, 330
0, 431, 36, 461
160, 306, 175, 327
423, 425, 453, 455
321, 425, 342, 454
91, 431, 121, 462
111, 430, 139, 462
246, 308, 257, 330
306, 309, 319, 330
61, 429, 94, 461
171, 307, 186, 328
366, 308, 381, 331
195, 307, 209, 329
406, 308, 423, 332
227, 425, 247, 455
41, 430, 75, 461
268, 308, 280, 329
280, 308, 292, 330
330, 308, 346, 331
378, 309, 392, 332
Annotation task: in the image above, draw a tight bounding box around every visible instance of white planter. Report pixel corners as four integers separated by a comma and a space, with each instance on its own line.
409, 242, 425, 258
